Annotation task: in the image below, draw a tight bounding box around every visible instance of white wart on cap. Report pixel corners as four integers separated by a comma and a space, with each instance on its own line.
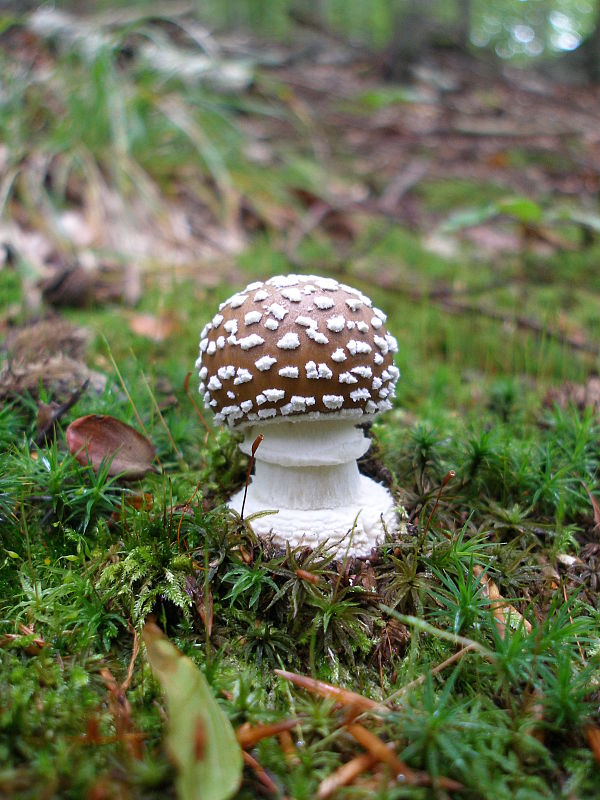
196, 275, 399, 427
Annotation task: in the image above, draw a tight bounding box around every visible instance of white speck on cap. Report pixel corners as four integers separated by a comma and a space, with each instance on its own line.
346, 298, 363, 311
279, 366, 299, 378
318, 363, 333, 379
207, 341, 217, 355
378, 399, 393, 412
346, 320, 356, 330
373, 335, 388, 354
303, 284, 316, 294
199, 366, 208, 380
365, 400, 378, 414
229, 294, 248, 309
268, 275, 299, 287
267, 303, 288, 321
386, 334, 399, 353
374, 353, 384, 365
245, 311, 262, 325
200, 338, 208, 352
240, 400, 253, 413
323, 394, 344, 409
256, 393, 266, 405
315, 277, 338, 291
258, 408, 277, 419
264, 318, 279, 331
238, 334, 265, 350
222, 405, 243, 420
356, 321, 370, 334
200, 324, 211, 339
254, 289, 269, 301
263, 388, 285, 402
351, 366, 372, 378
339, 372, 358, 384
212, 314, 224, 327
224, 319, 238, 334
227, 390, 235, 399
246, 281, 264, 291
350, 388, 371, 402
347, 340, 372, 355
207, 376, 222, 391
371, 317, 383, 329
277, 332, 300, 349
281, 287, 302, 302
372, 377, 383, 390
234, 368, 253, 385
306, 328, 329, 345
305, 361, 319, 379
217, 365, 235, 380
296, 315, 317, 328
331, 348, 347, 363
326, 315, 345, 332
314, 296, 334, 310
217, 336, 225, 349
373, 308, 387, 322
255, 355, 277, 371
388, 365, 400, 380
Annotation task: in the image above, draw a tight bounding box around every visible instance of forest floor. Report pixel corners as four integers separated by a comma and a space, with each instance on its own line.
1, 6, 600, 799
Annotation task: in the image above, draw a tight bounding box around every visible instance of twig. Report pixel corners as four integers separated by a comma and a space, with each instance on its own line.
274, 669, 389, 715
35, 379, 89, 445
439, 299, 599, 356
317, 753, 377, 799
242, 750, 279, 795
384, 645, 476, 705
122, 626, 140, 693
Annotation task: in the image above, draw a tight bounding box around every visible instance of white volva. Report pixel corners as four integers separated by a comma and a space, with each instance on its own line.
229, 419, 400, 554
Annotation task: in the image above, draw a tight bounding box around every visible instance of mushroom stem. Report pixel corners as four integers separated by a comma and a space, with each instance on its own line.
229, 419, 401, 554
250, 460, 362, 510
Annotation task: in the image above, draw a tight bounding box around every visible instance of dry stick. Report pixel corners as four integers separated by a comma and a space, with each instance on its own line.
241, 434, 263, 520
274, 669, 389, 715
35, 379, 89, 446
176, 482, 201, 550
183, 371, 212, 436
242, 750, 279, 795
562, 582, 586, 665
440, 299, 599, 356
122, 626, 140, 693
345, 723, 463, 792
103, 339, 163, 471
423, 469, 456, 538
317, 753, 377, 800
236, 718, 300, 749
384, 645, 477, 706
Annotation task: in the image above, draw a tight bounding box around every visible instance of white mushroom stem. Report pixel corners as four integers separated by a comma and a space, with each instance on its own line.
229, 419, 401, 556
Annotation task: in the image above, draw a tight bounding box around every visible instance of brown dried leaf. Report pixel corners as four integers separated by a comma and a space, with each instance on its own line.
127, 312, 178, 342
473, 565, 532, 638
586, 724, 600, 765
66, 414, 156, 478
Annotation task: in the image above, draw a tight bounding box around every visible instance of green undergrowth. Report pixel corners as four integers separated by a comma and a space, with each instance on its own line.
1, 332, 600, 796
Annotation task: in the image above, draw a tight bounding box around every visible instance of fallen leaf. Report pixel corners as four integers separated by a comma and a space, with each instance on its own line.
473, 565, 532, 638
66, 414, 156, 478
143, 622, 243, 800
127, 312, 178, 342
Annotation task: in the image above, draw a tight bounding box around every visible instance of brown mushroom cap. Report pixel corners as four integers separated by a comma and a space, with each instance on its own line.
196, 275, 399, 427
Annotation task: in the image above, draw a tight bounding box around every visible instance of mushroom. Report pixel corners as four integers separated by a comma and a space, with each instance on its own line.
196, 274, 403, 556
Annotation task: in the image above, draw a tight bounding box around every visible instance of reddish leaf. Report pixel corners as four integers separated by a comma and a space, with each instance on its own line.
66, 414, 156, 478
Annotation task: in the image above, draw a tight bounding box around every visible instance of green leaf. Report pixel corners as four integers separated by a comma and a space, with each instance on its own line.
439, 204, 498, 233
143, 623, 243, 800
496, 196, 543, 223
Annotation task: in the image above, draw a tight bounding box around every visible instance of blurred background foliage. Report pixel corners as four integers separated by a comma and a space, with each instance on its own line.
41, 0, 600, 71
